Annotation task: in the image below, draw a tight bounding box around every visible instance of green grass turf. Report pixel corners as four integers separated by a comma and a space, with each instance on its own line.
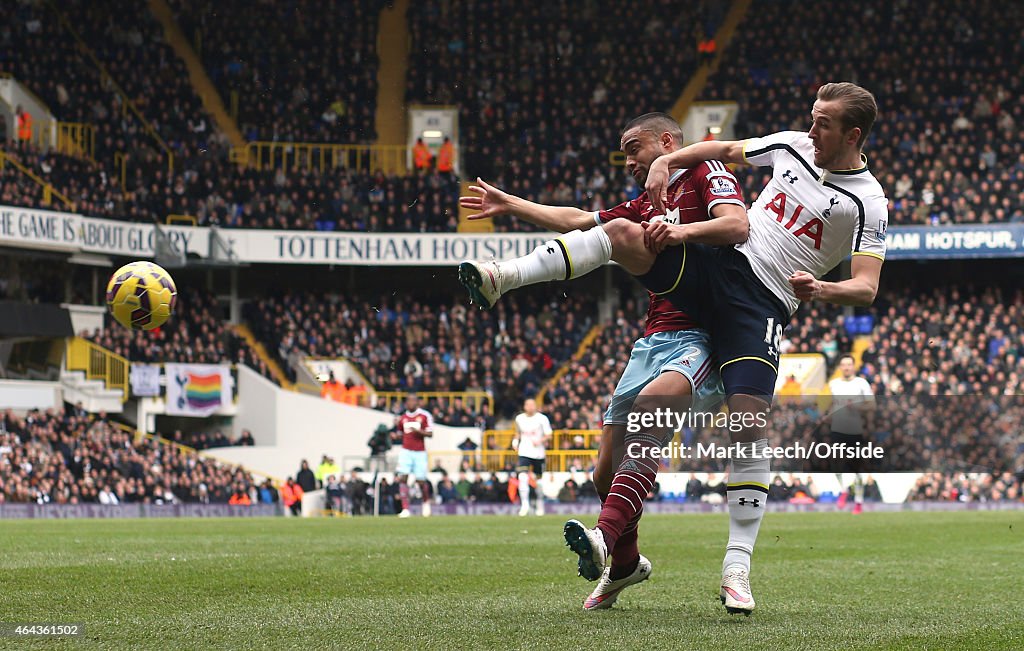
1, 512, 1022, 650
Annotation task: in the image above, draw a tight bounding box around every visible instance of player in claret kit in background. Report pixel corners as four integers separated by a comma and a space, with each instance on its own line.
395, 394, 434, 518
457, 112, 748, 609
512, 398, 552, 517
828, 353, 876, 514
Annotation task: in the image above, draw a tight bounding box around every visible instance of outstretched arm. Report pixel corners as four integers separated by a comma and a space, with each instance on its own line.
646, 141, 748, 212
459, 178, 596, 233
789, 255, 883, 307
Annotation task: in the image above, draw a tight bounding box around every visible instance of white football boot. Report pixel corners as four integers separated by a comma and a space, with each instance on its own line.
720, 564, 756, 615
583, 555, 652, 610
563, 519, 608, 581
458, 260, 504, 310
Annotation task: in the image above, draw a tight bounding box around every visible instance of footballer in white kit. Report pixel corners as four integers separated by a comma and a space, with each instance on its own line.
512, 399, 552, 516
454, 82, 889, 616
827, 354, 876, 512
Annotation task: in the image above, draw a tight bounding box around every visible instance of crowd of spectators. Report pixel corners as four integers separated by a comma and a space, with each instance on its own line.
85, 289, 277, 383
0, 141, 139, 220
705, 0, 1024, 225
169, 0, 382, 143
0, 408, 256, 505
859, 284, 1024, 396
2, 0, 225, 184
406, 0, 725, 233
245, 286, 598, 419
908, 471, 1023, 502
3, 0, 1021, 236
3, 139, 460, 231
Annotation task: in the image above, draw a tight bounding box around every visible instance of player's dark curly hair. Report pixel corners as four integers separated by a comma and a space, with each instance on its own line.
621, 112, 683, 142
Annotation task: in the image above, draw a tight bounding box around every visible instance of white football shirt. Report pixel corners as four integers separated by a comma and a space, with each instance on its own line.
514, 412, 553, 460
739, 131, 889, 314
828, 376, 875, 434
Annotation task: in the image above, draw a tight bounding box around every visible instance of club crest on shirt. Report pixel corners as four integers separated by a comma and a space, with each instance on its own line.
650, 207, 680, 225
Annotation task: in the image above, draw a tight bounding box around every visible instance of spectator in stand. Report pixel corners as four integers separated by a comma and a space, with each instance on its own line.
325, 475, 345, 513
413, 138, 433, 172
280, 478, 304, 516
437, 473, 458, 504
437, 137, 455, 177
296, 460, 318, 492
229, 485, 252, 505
259, 480, 279, 504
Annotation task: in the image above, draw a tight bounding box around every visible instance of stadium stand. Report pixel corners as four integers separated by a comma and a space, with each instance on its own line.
908, 472, 1022, 502
169, 0, 382, 143
860, 284, 1024, 396
406, 0, 727, 232
0, 409, 258, 504
2, 140, 460, 231
56, 0, 222, 158
84, 289, 277, 383
3, 0, 1020, 236
244, 286, 598, 420
1, 141, 136, 220
705, 0, 1024, 225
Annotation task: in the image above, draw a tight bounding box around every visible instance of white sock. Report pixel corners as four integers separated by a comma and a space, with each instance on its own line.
724, 439, 770, 572
499, 228, 612, 292
854, 473, 864, 505
518, 472, 530, 507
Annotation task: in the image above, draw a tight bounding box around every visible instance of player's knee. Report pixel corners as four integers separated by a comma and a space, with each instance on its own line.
601, 217, 638, 243
602, 221, 651, 271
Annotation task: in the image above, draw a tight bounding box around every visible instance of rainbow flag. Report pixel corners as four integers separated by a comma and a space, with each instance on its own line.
184, 372, 222, 410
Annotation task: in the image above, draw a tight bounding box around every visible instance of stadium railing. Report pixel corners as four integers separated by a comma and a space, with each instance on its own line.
65, 336, 128, 402
50, 121, 96, 161
0, 149, 76, 210
372, 390, 492, 416
230, 141, 409, 175
427, 449, 599, 473
484, 428, 601, 453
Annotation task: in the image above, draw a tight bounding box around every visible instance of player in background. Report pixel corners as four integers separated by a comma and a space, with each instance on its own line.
827, 353, 876, 514
460, 82, 888, 615
512, 398, 553, 516
459, 112, 747, 609
395, 394, 434, 518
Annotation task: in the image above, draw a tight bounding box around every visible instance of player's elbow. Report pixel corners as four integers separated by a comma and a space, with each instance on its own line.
854, 285, 878, 307
727, 215, 750, 244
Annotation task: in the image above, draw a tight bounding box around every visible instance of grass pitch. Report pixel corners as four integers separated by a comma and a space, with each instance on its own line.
2, 512, 1022, 650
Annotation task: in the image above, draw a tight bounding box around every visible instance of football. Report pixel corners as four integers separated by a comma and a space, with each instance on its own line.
105, 261, 177, 331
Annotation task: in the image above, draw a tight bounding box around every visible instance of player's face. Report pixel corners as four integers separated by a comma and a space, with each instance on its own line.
808, 100, 859, 169
839, 357, 855, 379
405, 396, 417, 411
620, 128, 670, 185
524, 399, 536, 415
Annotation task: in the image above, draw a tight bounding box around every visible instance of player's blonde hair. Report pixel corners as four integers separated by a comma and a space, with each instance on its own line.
817, 82, 877, 149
